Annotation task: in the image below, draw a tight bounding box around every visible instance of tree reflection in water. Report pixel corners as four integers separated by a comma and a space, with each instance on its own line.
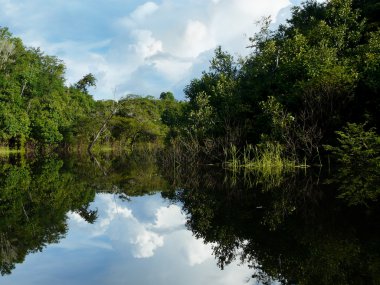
162, 164, 380, 285
0, 150, 379, 284
0, 149, 169, 276
0, 156, 96, 275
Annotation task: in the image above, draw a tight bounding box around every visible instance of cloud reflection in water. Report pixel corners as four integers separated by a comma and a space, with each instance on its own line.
2, 193, 254, 285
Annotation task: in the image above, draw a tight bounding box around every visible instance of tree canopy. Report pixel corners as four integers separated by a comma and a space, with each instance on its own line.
162, 0, 380, 167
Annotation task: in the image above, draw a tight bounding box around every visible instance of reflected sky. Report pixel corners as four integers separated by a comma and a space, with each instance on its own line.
2, 193, 259, 285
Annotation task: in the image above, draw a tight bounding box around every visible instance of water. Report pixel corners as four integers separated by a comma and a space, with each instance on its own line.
0, 151, 379, 284
2, 193, 255, 285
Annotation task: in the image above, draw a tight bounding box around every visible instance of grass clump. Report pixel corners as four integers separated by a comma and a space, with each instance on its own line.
224, 142, 306, 175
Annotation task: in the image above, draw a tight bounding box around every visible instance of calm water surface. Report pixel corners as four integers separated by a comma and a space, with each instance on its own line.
2, 193, 255, 285
0, 151, 379, 284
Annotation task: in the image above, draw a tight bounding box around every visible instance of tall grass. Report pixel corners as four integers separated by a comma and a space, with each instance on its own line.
223, 144, 240, 172
224, 142, 307, 176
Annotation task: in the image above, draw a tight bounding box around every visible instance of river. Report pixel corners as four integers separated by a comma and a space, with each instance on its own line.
0, 150, 379, 284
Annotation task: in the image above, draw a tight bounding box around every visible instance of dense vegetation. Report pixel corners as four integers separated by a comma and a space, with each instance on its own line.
0, 0, 379, 167
163, 0, 380, 170
0, 28, 175, 152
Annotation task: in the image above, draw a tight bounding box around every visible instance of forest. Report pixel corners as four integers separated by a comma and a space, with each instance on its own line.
0, 0, 379, 171
0, 28, 174, 153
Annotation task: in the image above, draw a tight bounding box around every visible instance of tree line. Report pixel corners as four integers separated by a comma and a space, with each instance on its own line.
163, 0, 380, 169
0, 27, 176, 152
0, 0, 379, 168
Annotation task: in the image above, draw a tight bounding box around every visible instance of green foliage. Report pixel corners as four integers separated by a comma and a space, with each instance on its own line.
0, 102, 29, 141
187, 91, 215, 139
0, 0, 379, 159
159, 91, 175, 101
324, 123, 380, 204
161, 100, 187, 137
0, 147, 175, 275
0, 39, 15, 70
353, 0, 380, 30
224, 142, 300, 176
111, 95, 169, 148
171, 0, 380, 168
259, 96, 295, 142
325, 122, 380, 165
0, 27, 98, 148
70, 93, 174, 151
74, 73, 96, 94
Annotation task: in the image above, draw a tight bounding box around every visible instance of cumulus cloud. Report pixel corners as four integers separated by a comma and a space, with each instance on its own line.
130, 230, 164, 258
184, 237, 214, 266
95, 195, 165, 258
130, 29, 163, 58
182, 20, 214, 57
153, 205, 186, 230
0, 0, 297, 99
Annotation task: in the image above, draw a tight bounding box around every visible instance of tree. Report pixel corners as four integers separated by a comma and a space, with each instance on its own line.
74, 73, 96, 94
159, 91, 175, 101
174, 0, 380, 163
183, 47, 243, 147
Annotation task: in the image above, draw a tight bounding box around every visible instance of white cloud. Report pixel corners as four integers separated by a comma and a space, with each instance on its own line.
130, 230, 164, 258
0, 0, 296, 99
118, 2, 159, 29
153, 205, 186, 230
184, 237, 214, 266
181, 20, 215, 58
68, 212, 87, 224
130, 29, 163, 59
131, 2, 159, 22
154, 58, 193, 81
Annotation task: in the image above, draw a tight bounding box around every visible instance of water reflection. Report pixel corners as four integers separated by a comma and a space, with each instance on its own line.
163, 165, 380, 285
0, 156, 95, 276
0, 151, 379, 284
2, 192, 255, 285
0, 152, 259, 284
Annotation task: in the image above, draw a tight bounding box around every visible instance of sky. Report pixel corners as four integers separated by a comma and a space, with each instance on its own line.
0, 0, 305, 100
2, 193, 279, 285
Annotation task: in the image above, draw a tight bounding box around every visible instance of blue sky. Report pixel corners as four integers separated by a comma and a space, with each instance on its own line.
0, 0, 305, 100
